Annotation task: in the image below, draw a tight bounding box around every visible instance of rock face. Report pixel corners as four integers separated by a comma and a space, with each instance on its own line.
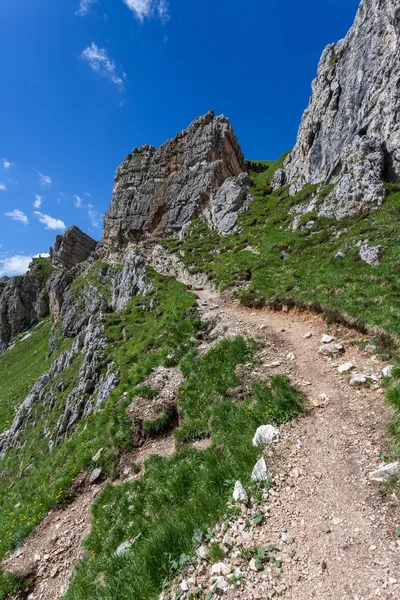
0, 273, 48, 354
102, 111, 246, 251
50, 226, 98, 269
279, 0, 400, 218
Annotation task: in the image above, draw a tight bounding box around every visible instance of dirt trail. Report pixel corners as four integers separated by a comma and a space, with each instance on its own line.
195, 288, 400, 599
3, 286, 400, 600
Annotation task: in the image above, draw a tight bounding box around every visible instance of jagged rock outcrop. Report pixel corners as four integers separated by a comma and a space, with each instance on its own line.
0, 272, 48, 354
50, 225, 97, 269
102, 111, 247, 252
0, 276, 10, 284
277, 0, 400, 219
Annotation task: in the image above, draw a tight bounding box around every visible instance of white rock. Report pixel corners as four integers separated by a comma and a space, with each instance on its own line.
321, 334, 335, 343
233, 481, 249, 504
252, 457, 269, 482
249, 558, 260, 572
215, 576, 228, 590
211, 562, 232, 576
180, 581, 189, 592
320, 343, 344, 356
389, 577, 398, 585
369, 462, 400, 483
382, 365, 394, 378
115, 540, 132, 556
287, 352, 295, 360
197, 544, 208, 559
304, 332, 312, 339
338, 362, 354, 374
91, 448, 104, 462
350, 373, 378, 386
252, 424, 279, 447
281, 532, 294, 544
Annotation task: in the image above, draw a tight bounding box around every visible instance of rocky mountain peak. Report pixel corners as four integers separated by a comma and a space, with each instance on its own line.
50, 225, 98, 270
101, 110, 247, 253
276, 0, 400, 219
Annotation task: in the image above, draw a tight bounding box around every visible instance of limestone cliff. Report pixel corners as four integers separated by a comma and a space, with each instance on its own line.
276, 0, 400, 219
101, 111, 247, 252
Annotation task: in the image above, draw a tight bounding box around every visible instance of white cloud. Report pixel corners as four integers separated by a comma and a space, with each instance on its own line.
33, 194, 43, 208
38, 172, 52, 187
88, 203, 101, 228
0, 253, 49, 277
0, 183, 7, 191
76, 0, 97, 16
74, 195, 83, 208
34, 211, 66, 231
81, 43, 125, 91
123, 0, 169, 22
2, 158, 14, 169
5, 209, 29, 225
84, 191, 91, 197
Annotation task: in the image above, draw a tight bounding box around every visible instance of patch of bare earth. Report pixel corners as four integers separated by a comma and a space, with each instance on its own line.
2, 480, 104, 600
193, 289, 400, 599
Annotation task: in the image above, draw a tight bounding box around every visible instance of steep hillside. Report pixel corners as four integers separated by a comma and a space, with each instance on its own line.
1, 0, 400, 598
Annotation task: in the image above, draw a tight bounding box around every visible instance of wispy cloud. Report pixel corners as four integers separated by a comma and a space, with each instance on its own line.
38, 172, 52, 187
0, 253, 49, 277
5, 209, 29, 225
76, 0, 97, 16
34, 211, 66, 231
0, 183, 7, 191
88, 203, 101, 228
2, 158, 14, 169
123, 0, 169, 23
81, 43, 125, 91
33, 194, 43, 208
74, 195, 83, 208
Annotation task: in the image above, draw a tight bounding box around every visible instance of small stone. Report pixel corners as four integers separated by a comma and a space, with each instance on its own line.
365, 343, 376, 353
115, 540, 132, 556
197, 545, 208, 559
89, 467, 102, 484
369, 462, 400, 483
304, 332, 312, 339
233, 481, 249, 504
281, 532, 294, 545
211, 562, 232, 576
389, 577, 397, 585
334, 251, 345, 261
215, 576, 228, 591
338, 362, 354, 374
320, 343, 344, 356
252, 457, 269, 482
252, 425, 279, 447
287, 352, 295, 360
321, 334, 335, 343
249, 558, 261, 572
180, 581, 189, 592
332, 518, 343, 526
359, 245, 383, 266
382, 366, 394, 378
92, 448, 104, 462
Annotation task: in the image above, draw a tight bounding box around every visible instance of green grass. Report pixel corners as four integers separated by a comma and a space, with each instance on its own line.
0, 269, 201, 599
163, 161, 400, 347
63, 337, 304, 600
0, 320, 54, 431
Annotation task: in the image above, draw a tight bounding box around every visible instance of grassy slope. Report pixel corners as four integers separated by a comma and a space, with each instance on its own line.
0, 270, 200, 599
64, 339, 304, 600
163, 158, 400, 463
0, 320, 54, 431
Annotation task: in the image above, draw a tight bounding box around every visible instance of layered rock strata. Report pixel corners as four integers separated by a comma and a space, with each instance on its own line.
276, 0, 400, 218
102, 111, 247, 251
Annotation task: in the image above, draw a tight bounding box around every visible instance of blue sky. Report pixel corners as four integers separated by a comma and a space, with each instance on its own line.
0, 0, 360, 276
